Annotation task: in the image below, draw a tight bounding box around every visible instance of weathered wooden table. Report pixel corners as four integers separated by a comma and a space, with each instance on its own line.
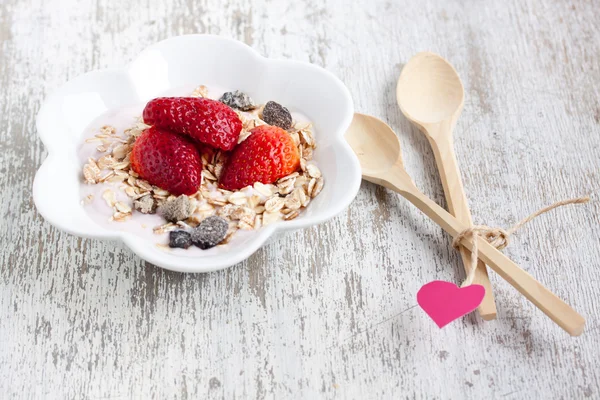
1, 0, 599, 398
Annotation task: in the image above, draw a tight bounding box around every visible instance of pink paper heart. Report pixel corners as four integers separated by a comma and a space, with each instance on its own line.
417, 281, 485, 328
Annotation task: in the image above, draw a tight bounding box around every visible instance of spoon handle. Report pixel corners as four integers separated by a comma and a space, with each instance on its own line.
383, 169, 585, 336
427, 133, 497, 320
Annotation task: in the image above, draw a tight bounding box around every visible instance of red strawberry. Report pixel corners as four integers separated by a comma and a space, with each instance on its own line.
194, 142, 217, 162
142, 97, 243, 151
219, 125, 300, 190
130, 127, 202, 196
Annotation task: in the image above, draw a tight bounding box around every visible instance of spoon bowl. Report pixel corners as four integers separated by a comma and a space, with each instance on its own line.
396, 52, 464, 127
345, 113, 403, 180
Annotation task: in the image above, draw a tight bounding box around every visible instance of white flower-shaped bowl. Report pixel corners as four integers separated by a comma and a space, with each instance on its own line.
33, 34, 361, 273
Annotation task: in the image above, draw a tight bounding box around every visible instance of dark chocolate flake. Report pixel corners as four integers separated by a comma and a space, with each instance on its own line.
219, 90, 256, 111
261, 101, 293, 130
169, 230, 192, 249
191, 216, 229, 249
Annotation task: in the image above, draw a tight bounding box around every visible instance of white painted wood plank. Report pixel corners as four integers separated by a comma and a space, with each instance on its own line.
0, 0, 599, 398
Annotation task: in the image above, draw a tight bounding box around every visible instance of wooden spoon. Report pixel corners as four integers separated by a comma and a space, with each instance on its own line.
397, 52, 497, 320
346, 113, 585, 336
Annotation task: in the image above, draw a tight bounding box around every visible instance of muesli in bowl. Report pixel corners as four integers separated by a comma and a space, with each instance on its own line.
80, 86, 323, 251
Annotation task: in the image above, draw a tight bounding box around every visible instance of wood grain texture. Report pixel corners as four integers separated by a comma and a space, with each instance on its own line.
1, 0, 599, 398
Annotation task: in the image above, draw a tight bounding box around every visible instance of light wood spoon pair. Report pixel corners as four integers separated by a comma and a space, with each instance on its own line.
346, 113, 584, 335
396, 52, 497, 320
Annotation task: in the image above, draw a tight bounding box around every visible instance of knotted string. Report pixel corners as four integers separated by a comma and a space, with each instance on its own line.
452, 196, 590, 287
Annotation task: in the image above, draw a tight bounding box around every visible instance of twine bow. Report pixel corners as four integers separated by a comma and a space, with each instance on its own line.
453, 196, 590, 287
